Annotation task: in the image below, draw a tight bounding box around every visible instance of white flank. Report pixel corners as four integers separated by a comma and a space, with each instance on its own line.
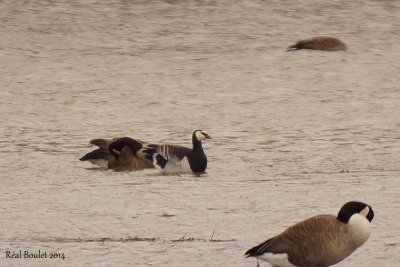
258, 252, 298, 267
162, 156, 192, 174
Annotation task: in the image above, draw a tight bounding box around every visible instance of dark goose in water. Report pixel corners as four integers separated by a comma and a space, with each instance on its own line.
287, 36, 347, 51
80, 137, 154, 170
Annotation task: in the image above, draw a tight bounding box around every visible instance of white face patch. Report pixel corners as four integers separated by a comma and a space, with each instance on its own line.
359, 206, 370, 218
348, 213, 372, 246
195, 130, 207, 141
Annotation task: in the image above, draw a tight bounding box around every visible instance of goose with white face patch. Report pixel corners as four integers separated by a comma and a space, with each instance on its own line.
141, 130, 211, 174
245, 201, 374, 267
80, 137, 154, 170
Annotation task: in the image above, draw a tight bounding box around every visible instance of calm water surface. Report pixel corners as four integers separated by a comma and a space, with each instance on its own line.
1, 0, 400, 266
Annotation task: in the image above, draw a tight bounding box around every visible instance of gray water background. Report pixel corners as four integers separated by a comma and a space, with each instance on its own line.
1, 0, 400, 266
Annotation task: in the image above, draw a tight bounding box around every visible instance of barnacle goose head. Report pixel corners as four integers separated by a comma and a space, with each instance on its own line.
194, 130, 211, 141
337, 201, 374, 223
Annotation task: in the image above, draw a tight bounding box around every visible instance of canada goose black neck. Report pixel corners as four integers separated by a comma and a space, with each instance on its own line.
337, 201, 374, 223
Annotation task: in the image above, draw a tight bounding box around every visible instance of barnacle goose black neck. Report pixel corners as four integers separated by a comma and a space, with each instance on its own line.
80, 137, 154, 170
142, 130, 211, 174
245, 201, 374, 267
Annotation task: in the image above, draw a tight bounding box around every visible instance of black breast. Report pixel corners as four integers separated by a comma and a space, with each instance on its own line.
188, 150, 207, 173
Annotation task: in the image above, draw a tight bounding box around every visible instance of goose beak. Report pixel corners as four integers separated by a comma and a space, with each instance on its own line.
203, 133, 211, 139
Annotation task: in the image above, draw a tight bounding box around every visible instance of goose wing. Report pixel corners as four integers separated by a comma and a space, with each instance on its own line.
140, 144, 192, 171
141, 144, 191, 160
246, 215, 343, 266
80, 137, 119, 162
156, 144, 192, 160
89, 138, 118, 150
108, 137, 144, 160
80, 148, 113, 161
80, 138, 117, 165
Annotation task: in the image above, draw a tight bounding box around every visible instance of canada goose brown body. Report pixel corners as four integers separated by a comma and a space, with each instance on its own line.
245, 201, 374, 267
287, 36, 347, 51
80, 137, 154, 170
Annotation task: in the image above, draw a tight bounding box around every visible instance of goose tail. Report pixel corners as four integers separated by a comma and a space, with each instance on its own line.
152, 153, 168, 170
286, 44, 300, 51
244, 245, 259, 258
139, 145, 167, 170
244, 238, 274, 258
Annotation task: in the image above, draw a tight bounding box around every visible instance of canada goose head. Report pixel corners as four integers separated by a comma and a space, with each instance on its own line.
337, 201, 374, 223
194, 130, 211, 141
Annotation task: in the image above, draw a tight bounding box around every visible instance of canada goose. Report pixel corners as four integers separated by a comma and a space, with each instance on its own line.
245, 201, 374, 267
141, 130, 211, 174
79, 137, 154, 170
287, 36, 347, 51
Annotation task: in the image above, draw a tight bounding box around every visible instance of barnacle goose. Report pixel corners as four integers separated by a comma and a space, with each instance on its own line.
141, 130, 211, 174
